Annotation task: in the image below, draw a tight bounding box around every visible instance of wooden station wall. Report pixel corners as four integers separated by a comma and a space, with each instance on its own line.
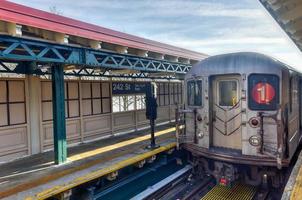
0, 76, 183, 163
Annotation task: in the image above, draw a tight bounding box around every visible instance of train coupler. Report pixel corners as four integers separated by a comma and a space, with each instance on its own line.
213, 162, 239, 187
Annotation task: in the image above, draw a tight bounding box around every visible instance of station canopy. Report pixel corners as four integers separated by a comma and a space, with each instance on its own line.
0, 1, 208, 79
260, 0, 302, 52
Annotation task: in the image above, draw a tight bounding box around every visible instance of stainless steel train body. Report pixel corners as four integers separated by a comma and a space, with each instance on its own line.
179, 52, 302, 186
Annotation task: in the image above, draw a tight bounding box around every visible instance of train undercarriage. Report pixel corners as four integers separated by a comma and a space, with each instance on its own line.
184, 143, 293, 188
189, 154, 285, 189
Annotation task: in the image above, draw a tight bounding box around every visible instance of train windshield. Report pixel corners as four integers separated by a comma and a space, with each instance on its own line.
187, 80, 202, 106
218, 80, 238, 107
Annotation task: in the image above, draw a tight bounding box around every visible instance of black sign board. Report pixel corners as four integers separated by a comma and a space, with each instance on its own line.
112, 82, 147, 94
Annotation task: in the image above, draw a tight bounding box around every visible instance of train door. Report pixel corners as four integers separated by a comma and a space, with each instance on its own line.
211, 75, 242, 150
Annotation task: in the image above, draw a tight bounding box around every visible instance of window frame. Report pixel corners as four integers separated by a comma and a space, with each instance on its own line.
216, 79, 239, 107
112, 94, 136, 113
65, 81, 80, 118
248, 73, 280, 111
41, 80, 81, 121
170, 82, 183, 105
157, 82, 170, 106
135, 94, 146, 110
289, 75, 293, 112
0, 80, 27, 127
81, 81, 111, 116
289, 74, 298, 114
187, 78, 202, 107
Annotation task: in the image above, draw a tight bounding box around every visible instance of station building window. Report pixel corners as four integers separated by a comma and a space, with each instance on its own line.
81, 82, 111, 116
41, 81, 80, 121
66, 82, 80, 118
157, 82, 182, 106
0, 80, 26, 126
136, 94, 146, 110
157, 82, 170, 106
112, 94, 146, 112
170, 82, 183, 105
112, 95, 135, 112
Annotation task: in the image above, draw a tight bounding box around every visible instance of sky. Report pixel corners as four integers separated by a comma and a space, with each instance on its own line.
10, 0, 302, 71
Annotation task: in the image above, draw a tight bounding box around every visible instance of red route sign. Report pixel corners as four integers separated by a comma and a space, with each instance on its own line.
252, 82, 275, 104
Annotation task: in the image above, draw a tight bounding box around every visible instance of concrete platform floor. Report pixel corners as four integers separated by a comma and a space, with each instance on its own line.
0, 124, 176, 200
282, 149, 302, 200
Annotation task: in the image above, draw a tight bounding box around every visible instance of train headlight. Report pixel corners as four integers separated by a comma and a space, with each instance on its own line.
197, 114, 202, 122
198, 132, 204, 138
249, 117, 260, 128
249, 135, 261, 146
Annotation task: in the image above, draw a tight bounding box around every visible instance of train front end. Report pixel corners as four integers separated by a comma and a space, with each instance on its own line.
176, 52, 298, 187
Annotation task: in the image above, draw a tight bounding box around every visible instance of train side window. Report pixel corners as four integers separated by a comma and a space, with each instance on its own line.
218, 80, 238, 107
187, 80, 202, 106
289, 76, 293, 112
248, 74, 279, 110
289, 75, 298, 113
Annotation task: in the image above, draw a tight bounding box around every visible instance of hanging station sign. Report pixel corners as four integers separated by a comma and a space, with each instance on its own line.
112, 82, 147, 94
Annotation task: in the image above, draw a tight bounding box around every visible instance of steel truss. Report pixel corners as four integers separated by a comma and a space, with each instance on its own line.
0, 35, 192, 75
0, 61, 181, 79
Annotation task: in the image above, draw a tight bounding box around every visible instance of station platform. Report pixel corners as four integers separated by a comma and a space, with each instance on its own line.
282, 149, 302, 200
0, 125, 176, 200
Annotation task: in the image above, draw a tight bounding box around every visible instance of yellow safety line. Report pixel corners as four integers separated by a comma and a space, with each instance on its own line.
25, 142, 176, 200
68, 127, 175, 161
0, 127, 175, 199
291, 165, 302, 200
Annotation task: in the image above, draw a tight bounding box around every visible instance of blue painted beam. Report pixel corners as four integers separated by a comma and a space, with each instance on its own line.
0, 35, 192, 74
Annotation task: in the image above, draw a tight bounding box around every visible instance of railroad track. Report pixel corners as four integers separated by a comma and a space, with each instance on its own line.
201, 183, 257, 200
184, 181, 272, 200
97, 150, 296, 200
146, 173, 272, 200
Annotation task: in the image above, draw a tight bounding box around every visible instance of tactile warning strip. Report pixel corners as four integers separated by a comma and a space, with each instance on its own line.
201, 183, 257, 200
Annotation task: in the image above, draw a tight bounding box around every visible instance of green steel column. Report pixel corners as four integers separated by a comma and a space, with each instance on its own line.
51, 64, 67, 164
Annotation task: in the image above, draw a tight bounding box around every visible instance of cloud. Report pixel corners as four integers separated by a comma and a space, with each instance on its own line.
197, 8, 264, 18
172, 37, 287, 46
8, 0, 302, 70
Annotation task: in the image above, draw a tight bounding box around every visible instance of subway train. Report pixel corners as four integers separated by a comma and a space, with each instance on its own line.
176, 52, 302, 187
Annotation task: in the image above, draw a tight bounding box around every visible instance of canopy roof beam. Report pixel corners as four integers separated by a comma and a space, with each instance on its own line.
260, 0, 302, 52
0, 35, 192, 75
